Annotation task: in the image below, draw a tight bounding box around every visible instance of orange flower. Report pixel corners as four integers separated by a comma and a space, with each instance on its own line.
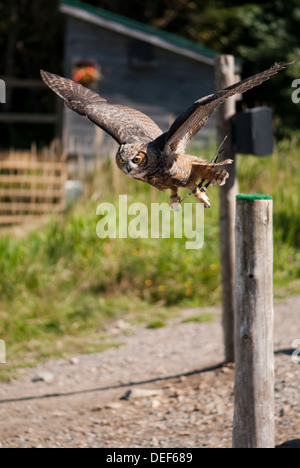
73, 66, 100, 84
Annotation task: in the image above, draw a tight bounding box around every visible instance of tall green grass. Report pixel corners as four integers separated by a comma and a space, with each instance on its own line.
236, 139, 300, 290
0, 141, 299, 377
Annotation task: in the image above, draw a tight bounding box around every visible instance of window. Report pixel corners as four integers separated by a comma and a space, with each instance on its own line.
128, 40, 157, 70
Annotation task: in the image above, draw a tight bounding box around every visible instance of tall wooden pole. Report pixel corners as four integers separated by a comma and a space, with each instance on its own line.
233, 194, 274, 448
215, 55, 239, 363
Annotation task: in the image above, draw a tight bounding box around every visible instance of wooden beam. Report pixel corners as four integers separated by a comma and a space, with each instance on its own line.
233, 194, 274, 448
0, 113, 58, 124
215, 55, 239, 363
0, 160, 66, 171
0, 188, 64, 198
0, 175, 65, 184
0, 202, 65, 213
0, 76, 45, 88
0, 215, 28, 225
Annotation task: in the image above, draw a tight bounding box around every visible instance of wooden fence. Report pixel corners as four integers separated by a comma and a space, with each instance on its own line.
0, 147, 67, 225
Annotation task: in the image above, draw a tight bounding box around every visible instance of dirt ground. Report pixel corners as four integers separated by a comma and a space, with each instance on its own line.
0, 296, 299, 448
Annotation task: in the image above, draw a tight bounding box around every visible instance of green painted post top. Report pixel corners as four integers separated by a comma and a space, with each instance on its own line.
236, 194, 273, 201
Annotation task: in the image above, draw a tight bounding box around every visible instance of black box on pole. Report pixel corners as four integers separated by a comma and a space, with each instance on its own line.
231, 107, 273, 156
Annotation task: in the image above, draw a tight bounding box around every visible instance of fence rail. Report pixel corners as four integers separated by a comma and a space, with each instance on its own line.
0, 113, 58, 124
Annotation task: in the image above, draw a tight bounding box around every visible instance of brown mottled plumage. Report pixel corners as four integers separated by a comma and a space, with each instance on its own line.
41, 63, 291, 207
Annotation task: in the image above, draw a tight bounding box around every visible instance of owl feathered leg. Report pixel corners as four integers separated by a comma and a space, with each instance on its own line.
169, 187, 181, 206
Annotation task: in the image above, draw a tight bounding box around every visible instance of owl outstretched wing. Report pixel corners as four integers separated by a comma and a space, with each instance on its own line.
163, 62, 292, 155
40, 71, 163, 145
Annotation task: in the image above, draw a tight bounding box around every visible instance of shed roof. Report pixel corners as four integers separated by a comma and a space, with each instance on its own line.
60, 0, 218, 66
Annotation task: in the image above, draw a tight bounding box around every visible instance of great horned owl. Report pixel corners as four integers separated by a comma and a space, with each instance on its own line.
41, 62, 289, 207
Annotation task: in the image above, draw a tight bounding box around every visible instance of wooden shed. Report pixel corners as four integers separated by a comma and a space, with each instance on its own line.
60, 0, 219, 157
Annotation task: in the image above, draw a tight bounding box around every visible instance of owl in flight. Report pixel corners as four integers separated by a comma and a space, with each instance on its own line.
41, 62, 289, 208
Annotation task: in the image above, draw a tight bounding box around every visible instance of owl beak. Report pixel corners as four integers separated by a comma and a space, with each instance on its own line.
125, 162, 132, 173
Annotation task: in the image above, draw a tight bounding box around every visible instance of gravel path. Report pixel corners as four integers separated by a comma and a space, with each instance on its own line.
0, 296, 299, 448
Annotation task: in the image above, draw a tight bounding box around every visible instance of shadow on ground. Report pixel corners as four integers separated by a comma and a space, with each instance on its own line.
276, 439, 300, 449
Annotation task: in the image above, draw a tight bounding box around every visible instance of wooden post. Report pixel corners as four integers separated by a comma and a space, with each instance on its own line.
215, 55, 239, 363
233, 194, 274, 448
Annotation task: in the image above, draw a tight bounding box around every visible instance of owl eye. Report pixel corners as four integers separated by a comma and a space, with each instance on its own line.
133, 156, 142, 164
119, 157, 125, 165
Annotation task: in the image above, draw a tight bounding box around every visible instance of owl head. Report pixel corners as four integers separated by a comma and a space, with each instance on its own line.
116, 144, 148, 176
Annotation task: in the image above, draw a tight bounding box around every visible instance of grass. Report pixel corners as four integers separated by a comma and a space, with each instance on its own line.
236, 139, 300, 294
147, 320, 166, 329
182, 313, 215, 324
0, 140, 299, 379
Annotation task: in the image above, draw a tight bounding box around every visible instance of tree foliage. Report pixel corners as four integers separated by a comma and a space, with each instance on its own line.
0, 0, 64, 77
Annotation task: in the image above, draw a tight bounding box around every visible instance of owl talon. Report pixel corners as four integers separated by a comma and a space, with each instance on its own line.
193, 186, 211, 208
169, 194, 181, 205
200, 193, 211, 208
218, 170, 229, 186
170, 202, 182, 212
210, 168, 229, 187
